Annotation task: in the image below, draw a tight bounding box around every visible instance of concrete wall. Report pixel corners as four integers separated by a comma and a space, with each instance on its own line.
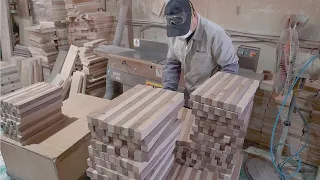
129, 0, 320, 72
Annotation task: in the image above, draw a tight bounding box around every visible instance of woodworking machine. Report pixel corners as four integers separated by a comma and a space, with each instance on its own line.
93, 39, 263, 92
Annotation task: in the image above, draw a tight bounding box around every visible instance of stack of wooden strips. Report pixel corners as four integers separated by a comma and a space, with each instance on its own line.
0, 82, 64, 145
79, 39, 109, 97
30, 0, 68, 24
165, 154, 243, 180
25, 24, 59, 82
184, 72, 259, 180
64, 0, 116, 46
296, 80, 320, 166
86, 85, 184, 180
13, 44, 32, 58
19, 57, 44, 87
0, 62, 22, 96
245, 80, 274, 144
55, 21, 70, 51
175, 108, 195, 165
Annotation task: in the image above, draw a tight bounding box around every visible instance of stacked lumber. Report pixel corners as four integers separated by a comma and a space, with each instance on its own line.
0, 82, 64, 145
177, 72, 259, 180
13, 44, 32, 58
298, 80, 320, 166
0, 62, 22, 96
86, 85, 184, 180
25, 24, 59, 82
64, 0, 116, 46
79, 39, 109, 97
30, 0, 68, 24
165, 154, 243, 180
245, 80, 273, 144
55, 22, 70, 51
175, 108, 195, 165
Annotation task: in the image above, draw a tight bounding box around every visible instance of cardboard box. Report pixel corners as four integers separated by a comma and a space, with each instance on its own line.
1, 94, 110, 180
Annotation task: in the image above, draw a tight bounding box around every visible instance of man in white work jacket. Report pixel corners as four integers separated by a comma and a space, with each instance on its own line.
163, 0, 239, 106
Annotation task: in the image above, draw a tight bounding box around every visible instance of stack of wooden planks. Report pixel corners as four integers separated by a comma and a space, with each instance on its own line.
245, 80, 274, 144
298, 80, 320, 166
86, 85, 184, 180
25, 24, 59, 82
55, 21, 70, 51
0, 62, 22, 96
0, 82, 64, 145
30, 0, 68, 24
64, 0, 116, 46
165, 154, 243, 180
177, 71, 259, 180
79, 39, 109, 97
13, 45, 32, 58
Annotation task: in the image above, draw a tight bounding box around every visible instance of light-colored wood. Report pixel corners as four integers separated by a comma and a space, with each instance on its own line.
60, 45, 79, 80
48, 51, 67, 82
69, 71, 84, 97
235, 80, 260, 114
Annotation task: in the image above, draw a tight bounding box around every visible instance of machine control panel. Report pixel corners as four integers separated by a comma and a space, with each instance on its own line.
237, 45, 260, 72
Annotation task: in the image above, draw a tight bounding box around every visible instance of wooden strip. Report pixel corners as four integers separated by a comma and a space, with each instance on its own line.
97, 86, 152, 124
134, 93, 184, 140
235, 80, 259, 114
109, 88, 165, 134
190, 72, 223, 102
140, 116, 175, 152
148, 153, 174, 180
48, 50, 67, 82
201, 73, 233, 105
70, 71, 84, 97
121, 90, 176, 137
177, 165, 188, 180
155, 155, 174, 180
213, 76, 245, 108
134, 120, 181, 162
223, 78, 254, 111
60, 45, 79, 80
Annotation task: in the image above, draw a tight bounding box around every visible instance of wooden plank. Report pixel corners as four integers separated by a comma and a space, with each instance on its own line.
60, 45, 79, 80
69, 71, 84, 97
48, 50, 68, 82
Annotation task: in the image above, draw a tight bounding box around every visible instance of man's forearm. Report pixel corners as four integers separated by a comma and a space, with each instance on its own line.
221, 62, 239, 74
162, 58, 181, 91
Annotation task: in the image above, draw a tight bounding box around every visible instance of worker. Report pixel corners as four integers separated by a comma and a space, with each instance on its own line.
163, 0, 239, 106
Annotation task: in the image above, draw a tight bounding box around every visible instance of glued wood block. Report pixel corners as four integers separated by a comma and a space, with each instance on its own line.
190, 71, 259, 114
48, 50, 67, 82
60, 45, 79, 80
69, 71, 84, 97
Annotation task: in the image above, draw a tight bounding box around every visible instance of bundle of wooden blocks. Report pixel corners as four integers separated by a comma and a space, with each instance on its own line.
166, 154, 243, 180
25, 24, 59, 82
0, 62, 22, 96
13, 44, 32, 58
30, 0, 68, 24
0, 82, 64, 145
175, 108, 195, 165
297, 80, 320, 166
64, 0, 116, 46
79, 39, 109, 97
245, 80, 273, 144
177, 72, 259, 180
86, 85, 184, 180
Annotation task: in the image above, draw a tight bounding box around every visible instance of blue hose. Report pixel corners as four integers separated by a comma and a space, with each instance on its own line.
270, 55, 319, 178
